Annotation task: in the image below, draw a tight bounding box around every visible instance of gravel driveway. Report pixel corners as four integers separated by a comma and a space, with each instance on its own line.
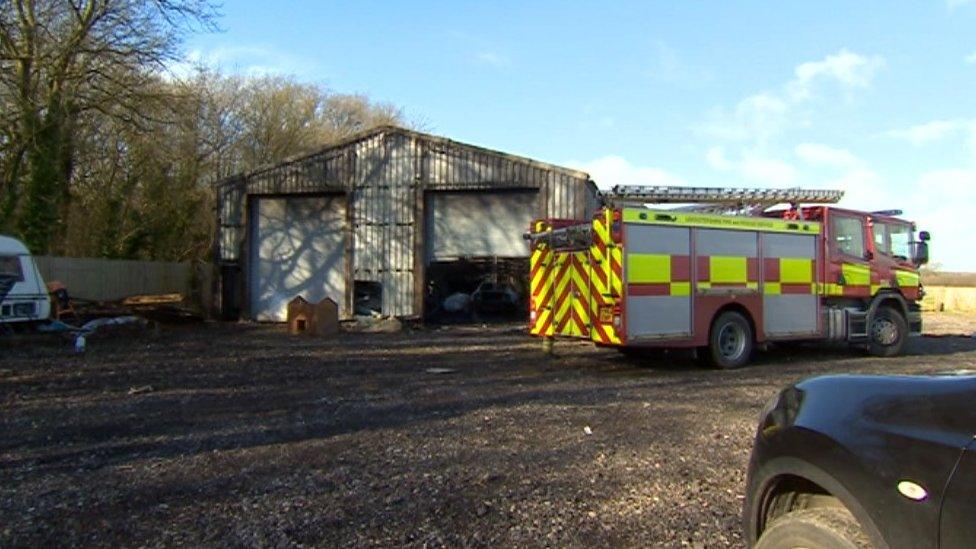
2, 314, 975, 547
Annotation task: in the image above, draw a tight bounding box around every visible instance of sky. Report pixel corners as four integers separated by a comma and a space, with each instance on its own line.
183, 1, 976, 270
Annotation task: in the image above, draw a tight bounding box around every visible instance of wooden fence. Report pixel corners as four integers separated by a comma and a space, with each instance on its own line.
34, 256, 211, 304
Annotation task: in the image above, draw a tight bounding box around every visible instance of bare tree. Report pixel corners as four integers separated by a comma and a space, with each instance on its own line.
59, 70, 411, 262
0, 0, 218, 252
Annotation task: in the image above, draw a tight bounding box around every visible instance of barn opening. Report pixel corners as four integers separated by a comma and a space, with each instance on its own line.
423, 189, 535, 322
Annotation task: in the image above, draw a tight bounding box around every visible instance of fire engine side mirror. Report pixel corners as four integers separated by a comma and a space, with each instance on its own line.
914, 241, 930, 266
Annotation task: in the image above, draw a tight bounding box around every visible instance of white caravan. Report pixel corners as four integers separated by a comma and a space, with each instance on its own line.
0, 235, 51, 324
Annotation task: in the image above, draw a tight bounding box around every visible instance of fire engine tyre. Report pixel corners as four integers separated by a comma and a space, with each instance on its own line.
867, 306, 907, 357
706, 311, 754, 369
755, 508, 870, 549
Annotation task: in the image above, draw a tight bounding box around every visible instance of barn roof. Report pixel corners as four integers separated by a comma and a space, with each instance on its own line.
217, 125, 592, 187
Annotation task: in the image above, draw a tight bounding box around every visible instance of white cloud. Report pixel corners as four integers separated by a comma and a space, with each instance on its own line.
787, 49, 885, 101
703, 147, 797, 185
165, 45, 317, 79
568, 155, 685, 190
699, 49, 885, 144
916, 168, 976, 195
705, 146, 734, 171
908, 169, 976, 270
822, 168, 885, 211
884, 120, 963, 145
794, 143, 860, 169
739, 154, 797, 185
699, 92, 790, 144
474, 51, 510, 67
966, 51, 976, 64
649, 42, 713, 86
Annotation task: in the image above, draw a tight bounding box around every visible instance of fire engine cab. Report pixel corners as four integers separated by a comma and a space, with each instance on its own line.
525, 186, 930, 368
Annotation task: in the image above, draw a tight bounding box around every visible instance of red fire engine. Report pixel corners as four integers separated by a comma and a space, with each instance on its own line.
526, 186, 930, 368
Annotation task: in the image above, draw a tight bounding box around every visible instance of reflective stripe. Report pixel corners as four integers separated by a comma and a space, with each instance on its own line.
710, 256, 748, 283
765, 282, 818, 295
622, 208, 821, 234
780, 258, 813, 284
627, 253, 671, 284
591, 211, 622, 344
670, 282, 691, 296
896, 270, 920, 287
842, 263, 871, 287
528, 222, 555, 337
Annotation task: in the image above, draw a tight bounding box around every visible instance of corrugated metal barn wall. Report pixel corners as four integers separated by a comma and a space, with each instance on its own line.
351, 132, 418, 318
215, 127, 597, 319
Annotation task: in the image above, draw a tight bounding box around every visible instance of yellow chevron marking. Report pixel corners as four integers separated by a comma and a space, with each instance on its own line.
895, 270, 920, 288
841, 263, 870, 287
610, 247, 623, 295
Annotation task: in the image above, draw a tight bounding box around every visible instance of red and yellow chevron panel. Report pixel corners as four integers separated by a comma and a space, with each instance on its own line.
552, 251, 591, 338
529, 221, 554, 336
589, 210, 622, 345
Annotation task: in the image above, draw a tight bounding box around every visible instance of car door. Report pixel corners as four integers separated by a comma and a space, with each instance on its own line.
940, 438, 976, 548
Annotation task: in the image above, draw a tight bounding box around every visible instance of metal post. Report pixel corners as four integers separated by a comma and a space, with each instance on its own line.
542, 335, 554, 356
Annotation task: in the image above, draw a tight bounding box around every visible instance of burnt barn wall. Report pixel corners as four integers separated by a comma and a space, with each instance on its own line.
215, 127, 597, 320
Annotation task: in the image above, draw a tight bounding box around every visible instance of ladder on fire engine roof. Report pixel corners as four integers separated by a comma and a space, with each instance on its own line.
525, 185, 845, 248
599, 185, 845, 212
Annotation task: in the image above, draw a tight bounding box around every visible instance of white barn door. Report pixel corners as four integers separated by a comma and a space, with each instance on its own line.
426, 190, 538, 262
249, 196, 346, 321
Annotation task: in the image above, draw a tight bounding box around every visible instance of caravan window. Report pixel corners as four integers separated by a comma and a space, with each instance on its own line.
0, 256, 24, 282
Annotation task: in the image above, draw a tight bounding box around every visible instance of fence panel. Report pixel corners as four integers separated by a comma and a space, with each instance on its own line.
33, 256, 195, 302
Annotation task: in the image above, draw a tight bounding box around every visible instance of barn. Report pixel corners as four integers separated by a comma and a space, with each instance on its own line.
215, 126, 598, 321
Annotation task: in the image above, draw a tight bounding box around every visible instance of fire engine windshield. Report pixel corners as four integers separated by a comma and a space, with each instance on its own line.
875, 221, 914, 262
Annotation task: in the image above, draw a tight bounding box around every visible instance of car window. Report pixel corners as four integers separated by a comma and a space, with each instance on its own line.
0, 256, 24, 282
831, 215, 865, 258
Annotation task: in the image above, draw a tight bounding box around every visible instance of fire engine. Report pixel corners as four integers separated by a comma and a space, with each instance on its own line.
525, 186, 930, 368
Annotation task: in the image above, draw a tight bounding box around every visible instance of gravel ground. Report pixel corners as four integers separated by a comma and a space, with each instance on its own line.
2, 313, 976, 547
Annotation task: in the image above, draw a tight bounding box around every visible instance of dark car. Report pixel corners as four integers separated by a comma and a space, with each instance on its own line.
470, 280, 519, 314
743, 374, 976, 549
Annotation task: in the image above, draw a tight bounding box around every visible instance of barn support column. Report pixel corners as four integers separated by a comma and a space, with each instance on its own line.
413, 138, 427, 318
344, 190, 355, 319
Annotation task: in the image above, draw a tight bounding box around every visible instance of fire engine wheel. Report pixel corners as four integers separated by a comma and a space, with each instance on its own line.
706, 311, 754, 369
868, 306, 907, 357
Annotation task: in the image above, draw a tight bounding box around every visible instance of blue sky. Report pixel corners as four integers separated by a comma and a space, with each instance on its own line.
184, 1, 976, 270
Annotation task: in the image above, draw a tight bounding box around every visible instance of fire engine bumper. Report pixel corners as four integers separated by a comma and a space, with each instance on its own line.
907, 308, 923, 336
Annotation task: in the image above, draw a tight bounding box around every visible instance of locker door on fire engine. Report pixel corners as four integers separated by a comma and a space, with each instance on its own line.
624, 224, 692, 339
762, 233, 819, 337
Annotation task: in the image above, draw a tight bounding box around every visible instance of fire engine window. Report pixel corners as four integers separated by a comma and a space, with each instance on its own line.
888, 224, 913, 261
0, 256, 24, 282
873, 223, 890, 255
831, 216, 865, 258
